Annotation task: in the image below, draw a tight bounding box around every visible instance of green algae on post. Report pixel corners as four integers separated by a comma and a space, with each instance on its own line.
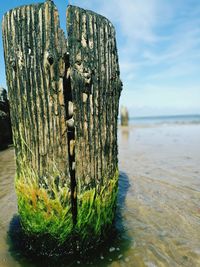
15, 166, 118, 246
15, 163, 73, 243
2, 0, 122, 252
75, 170, 119, 240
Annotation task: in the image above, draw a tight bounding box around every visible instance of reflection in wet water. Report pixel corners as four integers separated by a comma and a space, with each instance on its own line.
1, 124, 200, 266
121, 127, 130, 141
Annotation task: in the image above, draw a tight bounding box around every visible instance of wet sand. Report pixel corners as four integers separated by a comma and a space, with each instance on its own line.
0, 148, 18, 266
0, 124, 200, 266
118, 124, 200, 267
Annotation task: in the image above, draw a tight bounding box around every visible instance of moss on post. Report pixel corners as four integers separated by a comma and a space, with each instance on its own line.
75, 170, 119, 240
15, 163, 73, 243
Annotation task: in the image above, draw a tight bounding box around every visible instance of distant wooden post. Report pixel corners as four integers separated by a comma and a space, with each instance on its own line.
2, 0, 122, 249
121, 106, 129, 126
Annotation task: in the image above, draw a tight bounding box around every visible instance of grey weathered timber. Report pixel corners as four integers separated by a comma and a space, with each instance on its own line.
2, 0, 122, 251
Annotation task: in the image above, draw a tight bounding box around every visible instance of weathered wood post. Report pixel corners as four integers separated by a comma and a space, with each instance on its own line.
0, 87, 12, 149
2, 0, 122, 250
121, 106, 129, 126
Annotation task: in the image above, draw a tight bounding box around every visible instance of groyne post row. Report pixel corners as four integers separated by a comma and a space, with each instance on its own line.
2, 0, 122, 248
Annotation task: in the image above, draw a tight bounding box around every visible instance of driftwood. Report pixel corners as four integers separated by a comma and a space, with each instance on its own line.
2, 0, 122, 250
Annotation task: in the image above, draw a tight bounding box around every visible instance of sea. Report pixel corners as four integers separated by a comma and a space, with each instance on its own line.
129, 114, 200, 126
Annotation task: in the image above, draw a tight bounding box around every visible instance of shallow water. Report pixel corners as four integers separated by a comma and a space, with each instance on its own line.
0, 124, 200, 266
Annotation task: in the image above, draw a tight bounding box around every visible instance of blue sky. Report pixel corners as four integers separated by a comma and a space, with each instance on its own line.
0, 0, 200, 116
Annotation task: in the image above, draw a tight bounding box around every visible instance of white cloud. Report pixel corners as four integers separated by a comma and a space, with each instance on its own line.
72, 0, 158, 42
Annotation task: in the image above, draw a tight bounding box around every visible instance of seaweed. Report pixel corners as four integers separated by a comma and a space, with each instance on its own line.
15, 163, 73, 243
15, 164, 118, 247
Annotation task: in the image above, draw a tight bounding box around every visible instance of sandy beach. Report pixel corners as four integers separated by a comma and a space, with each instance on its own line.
0, 123, 200, 266
118, 123, 200, 267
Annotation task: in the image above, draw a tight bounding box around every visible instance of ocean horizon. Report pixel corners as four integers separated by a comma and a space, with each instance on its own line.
127, 114, 200, 126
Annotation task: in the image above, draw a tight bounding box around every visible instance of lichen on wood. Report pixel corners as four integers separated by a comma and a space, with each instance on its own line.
2, 0, 122, 253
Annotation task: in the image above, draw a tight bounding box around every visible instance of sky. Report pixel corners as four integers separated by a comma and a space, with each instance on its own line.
0, 0, 200, 117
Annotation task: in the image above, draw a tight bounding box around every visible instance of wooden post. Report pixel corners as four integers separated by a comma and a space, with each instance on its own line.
67, 5, 122, 242
2, 0, 122, 249
0, 87, 12, 149
121, 106, 129, 126
2, 0, 73, 243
